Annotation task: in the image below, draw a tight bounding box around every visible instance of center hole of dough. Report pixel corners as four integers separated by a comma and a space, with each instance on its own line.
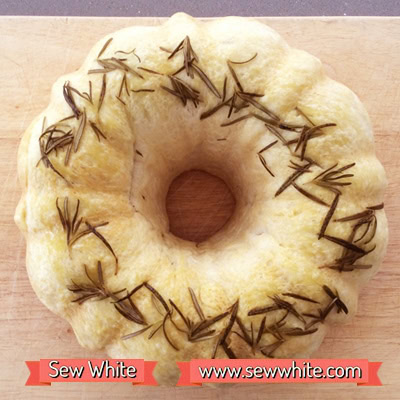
165, 170, 236, 243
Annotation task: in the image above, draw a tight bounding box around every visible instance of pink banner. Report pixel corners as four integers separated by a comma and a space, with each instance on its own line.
176, 359, 382, 386
25, 359, 157, 386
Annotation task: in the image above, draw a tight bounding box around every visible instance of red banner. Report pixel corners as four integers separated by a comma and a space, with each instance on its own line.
176, 359, 382, 386
25, 359, 157, 386
26, 358, 382, 386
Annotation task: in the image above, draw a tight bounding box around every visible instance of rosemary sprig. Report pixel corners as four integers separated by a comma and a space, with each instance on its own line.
118, 73, 130, 99
221, 342, 237, 359
169, 299, 189, 329
188, 287, 205, 320
98, 74, 106, 112
321, 204, 382, 272
269, 295, 305, 323
131, 88, 155, 93
220, 113, 253, 127
252, 113, 304, 132
142, 283, 181, 350
295, 106, 315, 125
259, 340, 285, 358
65, 81, 93, 105
114, 283, 144, 303
169, 293, 229, 344
90, 57, 144, 79
292, 183, 328, 206
311, 162, 356, 240
367, 203, 384, 210
325, 263, 373, 272
227, 92, 237, 118
84, 221, 119, 270
63, 81, 81, 118
73, 110, 87, 152
190, 63, 221, 98
312, 162, 355, 194
304, 300, 336, 329
89, 121, 107, 141
335, 205, 380, 245
303, 285, 348, 329
205, 87, 281, 126
322, 285, 349, 314
114, 290, 146, 325
258, 140, 278, 177
248, 295, 305, 323
213, 300, 239, 359
200, 100, 229, 120
282, 292, 319, 304
335, 209, 374, 223
38, 110, 104, 180
287, 131, 323, 146
121, 324, 153, 340
321, 243, 375, 272
248, 303, 281, 316
275, 160, 313, 197
116, 96, 126, 105
115, 48, 141, 63
191, 312, 230, 339
227, 61, 243, 92
294, 123, 336, 161
199, 55, 276, 123
255, 316, 267, 345
236, 91, 279, 121
281, 327, 318, 336
161, 75, 200, 107
229, 53, 258, 65
56, 197, 119, 274
111, 283, 146, 325
37, 124, 73, 180
318, 193, 340, 239
138, 66, 164, 75
68, 261, 124, 304
148, 322, 163, 339
167, 36, 198, 77
97, 38, 113, 59
323, 234, 365, 254
144, 282, 169, 314
235, 316, 253, 347
264, 317, 288, 341
162, 311, 179, 351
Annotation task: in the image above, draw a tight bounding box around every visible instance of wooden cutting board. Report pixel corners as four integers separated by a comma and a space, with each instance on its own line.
0, 16, 399, 399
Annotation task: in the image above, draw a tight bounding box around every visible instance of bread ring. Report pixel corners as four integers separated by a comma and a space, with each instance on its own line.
15, 13, 388, 386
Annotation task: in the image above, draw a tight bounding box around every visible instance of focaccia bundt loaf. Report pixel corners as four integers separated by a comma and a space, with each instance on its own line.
15, 13, 388, 385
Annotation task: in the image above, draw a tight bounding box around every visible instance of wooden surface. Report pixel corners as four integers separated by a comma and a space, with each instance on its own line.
166, 170, 235, 242
0, 16, 399, 399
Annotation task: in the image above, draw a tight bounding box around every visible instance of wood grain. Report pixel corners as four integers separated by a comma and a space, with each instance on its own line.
0, 16, 399, 399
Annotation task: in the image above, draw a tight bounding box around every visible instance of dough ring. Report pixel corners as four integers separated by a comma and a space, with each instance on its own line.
15, 13, 388, 385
